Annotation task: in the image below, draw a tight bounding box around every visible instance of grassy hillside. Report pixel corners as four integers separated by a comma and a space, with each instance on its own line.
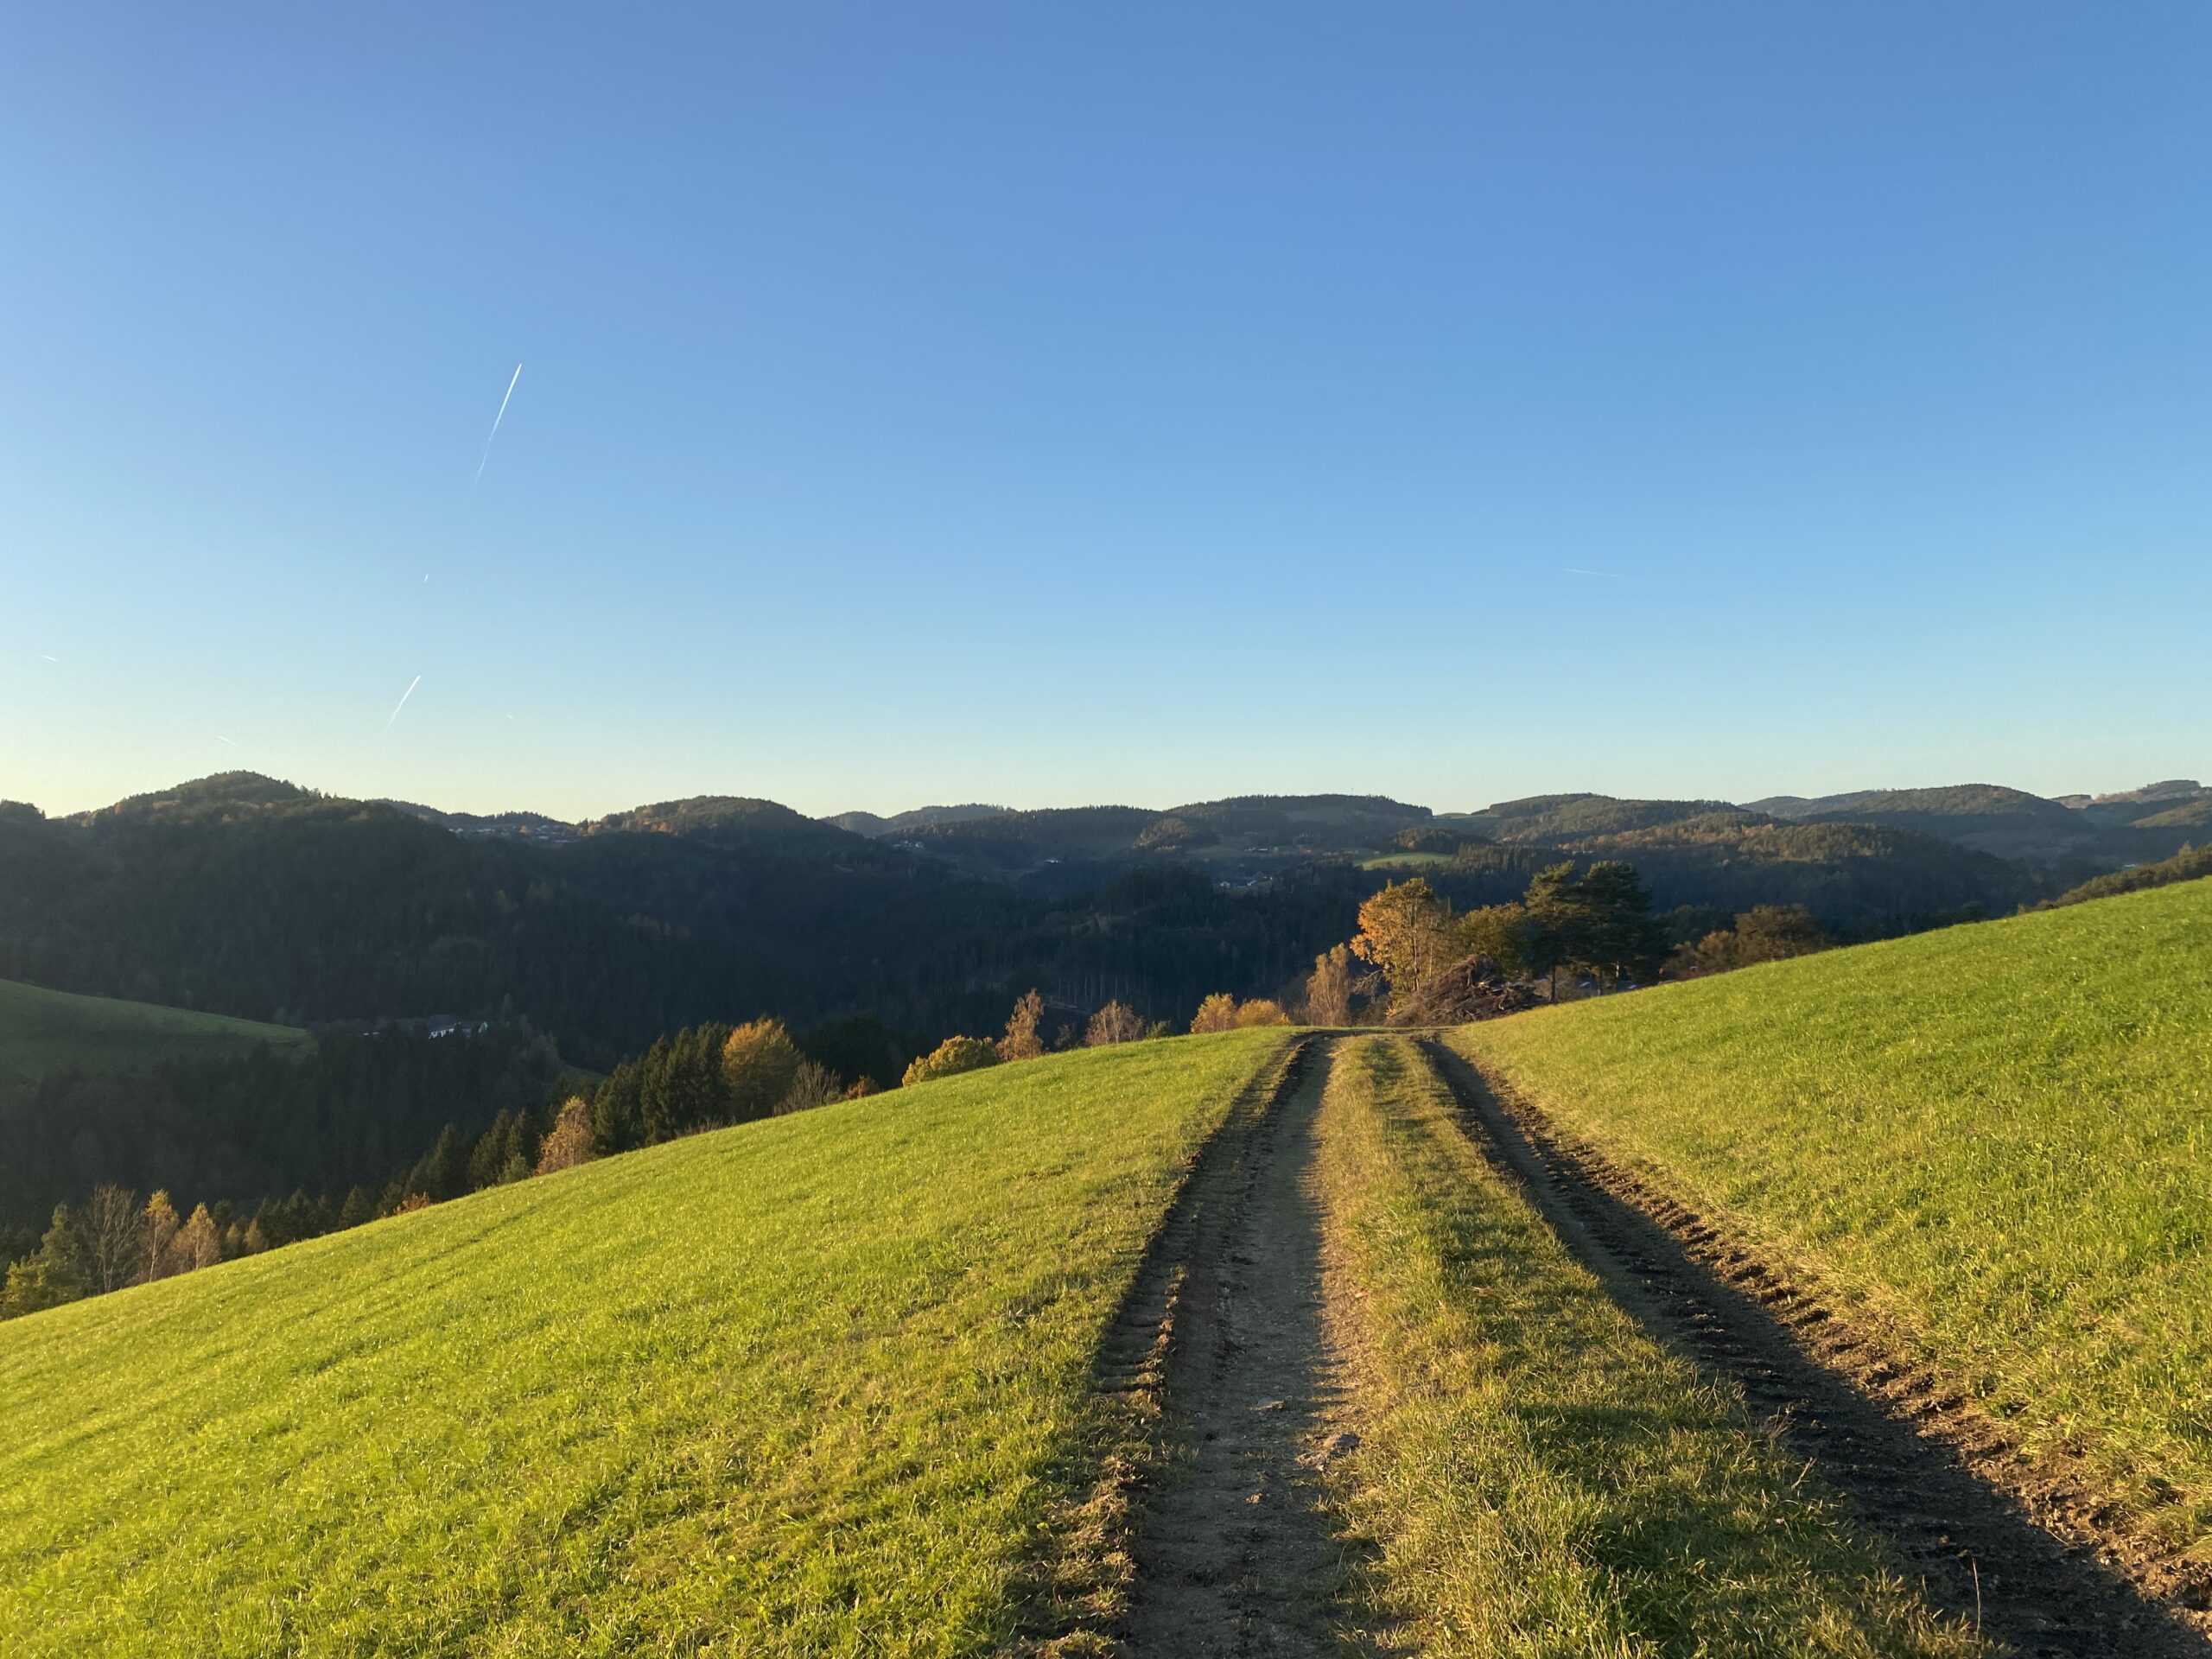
0, 1029, 1292, 1657
1450, 879, 2212, 1569
0, 976, 308, 1095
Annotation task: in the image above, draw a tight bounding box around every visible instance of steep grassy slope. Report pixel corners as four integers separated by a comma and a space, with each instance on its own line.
1451, 879, 2212, 1569
0, 976, 308, 1095
1313, 1037, 1975, 1656
0, 1030, 1292, 1657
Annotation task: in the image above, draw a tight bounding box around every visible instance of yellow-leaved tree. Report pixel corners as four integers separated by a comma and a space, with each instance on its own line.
1190, 993, 1239, 1033
534, 1096, 597, 1175
1350, 878, 1458, 1015
722, 1018, 804, 1121
998, 989, 1047, 1061
1305, 944, 1354, 1026
903, 1035, 1001, 1087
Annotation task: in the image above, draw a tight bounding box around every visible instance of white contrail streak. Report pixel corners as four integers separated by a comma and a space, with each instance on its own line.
471, 363, 523, 487
385, 674, 423, 732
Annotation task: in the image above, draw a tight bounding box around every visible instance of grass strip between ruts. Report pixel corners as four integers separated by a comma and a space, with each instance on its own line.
1312, 1034, 1981, 1657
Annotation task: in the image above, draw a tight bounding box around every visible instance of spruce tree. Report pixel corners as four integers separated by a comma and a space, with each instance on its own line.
0, 1205, 88, 1318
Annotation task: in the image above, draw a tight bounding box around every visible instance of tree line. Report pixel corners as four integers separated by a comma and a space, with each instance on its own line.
2038, 842, 2210, 911
1304, 861, 1835, 1023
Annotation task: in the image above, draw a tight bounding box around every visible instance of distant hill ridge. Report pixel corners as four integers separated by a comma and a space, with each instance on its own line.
0, 770, 2192, 1071
54, 772, 2187, 874
1740, 780, 2208, 864
827, 804, 1011, 837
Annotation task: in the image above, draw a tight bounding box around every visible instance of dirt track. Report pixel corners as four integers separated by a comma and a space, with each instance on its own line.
1085, 1035, 2208, 1656
1120, 1039, 1362, 1656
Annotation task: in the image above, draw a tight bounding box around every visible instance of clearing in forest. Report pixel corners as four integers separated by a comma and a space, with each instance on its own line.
0, 975, 309, 1095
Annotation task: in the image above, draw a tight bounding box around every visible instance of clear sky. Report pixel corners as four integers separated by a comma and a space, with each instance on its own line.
3, 4, 2206, 820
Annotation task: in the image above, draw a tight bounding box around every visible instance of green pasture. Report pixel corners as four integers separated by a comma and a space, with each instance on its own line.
0, 1028, 1291, 1656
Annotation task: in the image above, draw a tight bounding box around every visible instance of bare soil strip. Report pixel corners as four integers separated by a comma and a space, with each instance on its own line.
1421, 1039, 2211, 1659
1107, 1038, 1366, 1656
1020, 1037, 1336, 1653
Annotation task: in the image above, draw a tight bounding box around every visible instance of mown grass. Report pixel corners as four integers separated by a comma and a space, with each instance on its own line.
1313, 1035, 1978, 1656
1451, 878, 2212, 1565
0, 1028, 1291, 1657
0, 975, 309, 1093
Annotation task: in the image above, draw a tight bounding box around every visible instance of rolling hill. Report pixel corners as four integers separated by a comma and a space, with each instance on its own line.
826, 803, 1011, 837
868, 795, 1438, 887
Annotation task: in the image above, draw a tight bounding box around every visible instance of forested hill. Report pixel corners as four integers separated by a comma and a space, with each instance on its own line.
0, 772, 2116, 1067
1745, 780, 2210, 867
0, 778, 1355, 1067
838, 783, 2203, 884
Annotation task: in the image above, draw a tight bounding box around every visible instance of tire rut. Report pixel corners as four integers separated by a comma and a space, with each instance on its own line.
1421, 1038, 2211, 1659
1116, 1037, 1364, 1656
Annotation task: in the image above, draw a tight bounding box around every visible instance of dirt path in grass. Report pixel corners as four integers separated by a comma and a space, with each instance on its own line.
1119, 1039, 1367, 1656
1421, 1039, 2212, 1659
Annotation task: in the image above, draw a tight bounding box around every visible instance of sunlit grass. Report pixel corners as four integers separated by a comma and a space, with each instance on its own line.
1452, 879, 2212, 1560
0, 1029, 1291, 1657
1313, 1035, 1978, 1656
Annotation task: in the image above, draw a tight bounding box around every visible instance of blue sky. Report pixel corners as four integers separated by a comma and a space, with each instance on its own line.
3, 3, 2205, 819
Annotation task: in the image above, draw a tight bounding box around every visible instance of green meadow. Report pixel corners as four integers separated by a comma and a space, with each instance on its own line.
0, 1028, 1291, 1657
0, 975, 309, 1095
1452, 878, 2212, 1562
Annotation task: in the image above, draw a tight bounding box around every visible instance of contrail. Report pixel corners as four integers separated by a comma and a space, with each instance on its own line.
214, 734, 241, 748
471, 363, 523, 487
385, 674, 423, 732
